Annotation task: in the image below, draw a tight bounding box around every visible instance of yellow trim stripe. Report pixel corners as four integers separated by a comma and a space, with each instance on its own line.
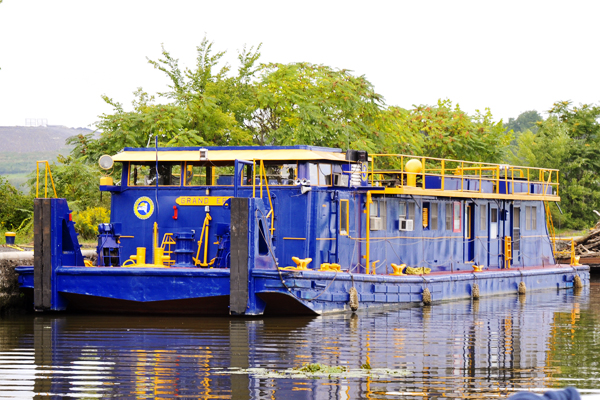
380, 187, 559, 202
113, 149, 348, 163
283, 237, 306, 240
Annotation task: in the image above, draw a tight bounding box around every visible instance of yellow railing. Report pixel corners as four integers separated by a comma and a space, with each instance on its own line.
35, 160, 58, 198
368, 154, 559, 197
252, 159, 275, 234
552, 238, 579, 266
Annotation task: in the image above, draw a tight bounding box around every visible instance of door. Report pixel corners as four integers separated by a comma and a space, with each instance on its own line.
464, 202, 475, 262
489, 207, 499, 267
512, 206, 521, 265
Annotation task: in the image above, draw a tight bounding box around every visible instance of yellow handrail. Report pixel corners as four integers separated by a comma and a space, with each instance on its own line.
259, 160, 275, 234
194, 213, 212, 267
35, 160, 58, 198
368, 154, 559, 196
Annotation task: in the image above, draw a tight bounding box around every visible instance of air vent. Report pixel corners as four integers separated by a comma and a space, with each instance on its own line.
370, 217, 383, 231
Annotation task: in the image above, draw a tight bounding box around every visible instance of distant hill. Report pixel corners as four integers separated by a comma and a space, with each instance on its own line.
0, 125, 93, 153
0, 125, 95, 191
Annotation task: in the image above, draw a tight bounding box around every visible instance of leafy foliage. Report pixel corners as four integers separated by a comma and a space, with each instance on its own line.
250, 62, 383, 150
504, 110, 543, 134
72, 206, 110, 240
0, 176, 33, 230
510, 101, 600, 228
399, 100, 511, 163
27, 155, 108, 212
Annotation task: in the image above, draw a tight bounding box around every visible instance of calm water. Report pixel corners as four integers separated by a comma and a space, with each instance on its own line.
2, 278, 600, 399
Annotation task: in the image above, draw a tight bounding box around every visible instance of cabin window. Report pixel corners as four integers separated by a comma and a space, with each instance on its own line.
490, 208, 498, 239
340, 199, 349, 236
445, 203, 452, 230
213, 166, 235, 186
129, 162, 181, 186
453, 202, 461, 232
183, 163, 234, 186
318, 164, 332, 186
430, 203, 438, 230
526, 206, 537, 230
185, 162, 210, 186
399, 202, 406, 218
480, 204, 487, 232
513, 207, 521, 251
408, 202, 415, 220
243, 162, 297, 186
308, 163, 333, 186
369, 199, 387, 230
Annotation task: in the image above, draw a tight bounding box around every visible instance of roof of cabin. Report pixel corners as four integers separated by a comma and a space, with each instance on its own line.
111, 145, 348, 163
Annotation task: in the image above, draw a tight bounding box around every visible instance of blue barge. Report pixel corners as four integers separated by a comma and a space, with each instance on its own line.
15, 145, 589, 315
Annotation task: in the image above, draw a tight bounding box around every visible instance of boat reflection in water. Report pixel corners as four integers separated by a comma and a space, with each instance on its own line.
0, 286, 597, 399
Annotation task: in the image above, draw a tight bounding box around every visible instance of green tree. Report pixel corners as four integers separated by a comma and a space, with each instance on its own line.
0, 176, 33, 230
511, 101, 600, 228
398, 99, 511, 163
249, 62, 384, 151
505, 110, 543, 134
70, 38, 261, 161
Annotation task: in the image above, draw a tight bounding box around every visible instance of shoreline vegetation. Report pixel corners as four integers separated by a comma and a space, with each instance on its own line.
2, 38, 599, 242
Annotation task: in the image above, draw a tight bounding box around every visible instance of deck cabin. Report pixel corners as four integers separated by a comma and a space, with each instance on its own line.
98, 145, 560, 274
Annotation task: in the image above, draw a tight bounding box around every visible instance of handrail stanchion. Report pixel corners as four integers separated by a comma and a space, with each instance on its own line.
422, 157, 426, 189
35, 160, 58, 198
441, 160, 445, 191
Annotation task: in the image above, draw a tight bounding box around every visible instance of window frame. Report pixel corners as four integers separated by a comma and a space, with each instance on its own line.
340, 199, 350, 236
128, 161, 182, 187
453, 201, 461, 233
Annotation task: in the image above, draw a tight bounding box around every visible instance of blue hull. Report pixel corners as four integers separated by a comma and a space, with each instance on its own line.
17, 263, 589, 315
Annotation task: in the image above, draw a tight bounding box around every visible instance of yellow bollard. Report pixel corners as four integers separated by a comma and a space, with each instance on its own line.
130, 247, 146, 265
154, 247, 171, 266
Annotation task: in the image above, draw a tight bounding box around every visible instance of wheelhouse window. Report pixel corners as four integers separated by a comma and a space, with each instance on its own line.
184, 162, 210, 186
183, 162, 235, 186
308, 163, 333, 186
244, 162, 297, 186
129, 162, 181, 186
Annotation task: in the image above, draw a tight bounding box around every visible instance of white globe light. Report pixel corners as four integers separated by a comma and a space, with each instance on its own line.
98, 155, 114, 170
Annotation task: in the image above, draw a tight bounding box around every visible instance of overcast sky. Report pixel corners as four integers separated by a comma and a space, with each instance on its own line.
1, 0, 599, 129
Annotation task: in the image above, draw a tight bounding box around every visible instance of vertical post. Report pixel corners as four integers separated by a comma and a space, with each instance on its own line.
230, 198, 249, 315
365, 191, 372, 274
34, 198, 53, 311
441, 159, 445, 191
252, 159, 256, 198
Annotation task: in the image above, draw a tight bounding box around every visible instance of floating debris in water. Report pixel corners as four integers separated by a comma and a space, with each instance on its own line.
213, 363, 410, 379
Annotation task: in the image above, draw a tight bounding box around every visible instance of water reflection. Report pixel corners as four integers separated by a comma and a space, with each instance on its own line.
1, 282, 599, 399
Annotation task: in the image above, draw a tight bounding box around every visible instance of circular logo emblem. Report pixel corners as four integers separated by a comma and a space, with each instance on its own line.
134, 196, 154, 220
361, 162, 368, 181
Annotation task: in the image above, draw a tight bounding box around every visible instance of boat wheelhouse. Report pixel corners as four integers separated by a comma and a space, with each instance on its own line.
15, 145, 589, 315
